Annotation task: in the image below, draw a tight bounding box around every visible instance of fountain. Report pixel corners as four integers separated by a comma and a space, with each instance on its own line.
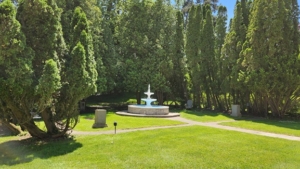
141, 84, 157, 107
116, 84, 180, 117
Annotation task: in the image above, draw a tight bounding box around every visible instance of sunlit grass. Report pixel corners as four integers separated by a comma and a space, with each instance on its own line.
75, 112, 185, 131
1, 126, 300, 169
220, 119, 300, 137
33, 112, 185, 132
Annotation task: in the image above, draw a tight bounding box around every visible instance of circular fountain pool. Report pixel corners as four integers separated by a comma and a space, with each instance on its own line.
128, 105, 169, 115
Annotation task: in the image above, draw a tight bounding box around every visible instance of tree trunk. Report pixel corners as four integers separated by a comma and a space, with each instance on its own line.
0, 119, 22, 135
156, 91, 164, 105
23, 120, 48, 138
136, 91, 141, 104
41, 108, 58, 134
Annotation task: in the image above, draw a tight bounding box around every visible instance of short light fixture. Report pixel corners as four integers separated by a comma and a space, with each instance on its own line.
113, 121, 117, 134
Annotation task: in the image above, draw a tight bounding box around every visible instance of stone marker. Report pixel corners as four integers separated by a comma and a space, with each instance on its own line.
186, 100, 193, 109
93, 109, 107, 128
231, 104, 242, 117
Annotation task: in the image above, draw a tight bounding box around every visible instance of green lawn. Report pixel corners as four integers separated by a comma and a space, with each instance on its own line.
1, 126, 300, 169
179, 109, 235, 122
75, 112, 185, 131
34, 112, 185, 132
220, 119, 300, 137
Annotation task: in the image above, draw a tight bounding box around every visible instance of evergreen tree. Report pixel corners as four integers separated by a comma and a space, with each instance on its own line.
214, 5, 227, 110
240, 0, 249, 27
241, 0, 300, 117
54, 6, 97, 132
185, 5, 202, 107
59, 0, 106, 94
199, 4, 215, 109
116, 0, 153, 104
2, 0, 99, 138
221, 1, 248, 109
169, 11, 188, 106
0, 0, 34, 135
17, 0, 65, 137
149, 0, 175, 105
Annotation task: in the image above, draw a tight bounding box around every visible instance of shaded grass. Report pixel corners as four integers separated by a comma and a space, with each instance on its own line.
1, 126, 300, 168
179, 109, 235, 122
27, 112, 185, 133
86, 93, 136, 106
75, 112, 185, 131
221, 119, 300, 137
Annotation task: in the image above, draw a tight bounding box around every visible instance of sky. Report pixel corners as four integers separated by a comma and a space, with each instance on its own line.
218, 0, 300, 23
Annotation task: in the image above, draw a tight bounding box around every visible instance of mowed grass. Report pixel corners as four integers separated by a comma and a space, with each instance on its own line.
75, 112, 185, 131
220, 119, 300, 137
1, 126, 300, 169
34, 112, 185, 132
179, 109, 234, 122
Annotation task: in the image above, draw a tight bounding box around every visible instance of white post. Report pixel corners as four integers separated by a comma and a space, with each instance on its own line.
92, 109, 107, 128
231, 105, 241, 117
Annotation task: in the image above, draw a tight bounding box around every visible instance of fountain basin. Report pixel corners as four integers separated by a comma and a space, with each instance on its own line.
128, 105, 169, 115
141, 98, 157, 106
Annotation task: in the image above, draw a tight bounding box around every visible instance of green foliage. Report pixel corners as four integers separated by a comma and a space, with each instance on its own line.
0, 0, 34, 126
116, 0, 176, 104
185, 5, 202, 107
213, 5, 227, 110
241, 0, 300, 117
59, 0, 106, 94
0, 0, 99, 138
168, 11, 188, 103
36, 59, 61, 110
70, 6, 97, 95
199, 4, 216, 108
221, 1, 248, 108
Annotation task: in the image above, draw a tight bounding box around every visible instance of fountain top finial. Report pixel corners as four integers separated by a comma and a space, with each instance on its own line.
144, 84, 154, 99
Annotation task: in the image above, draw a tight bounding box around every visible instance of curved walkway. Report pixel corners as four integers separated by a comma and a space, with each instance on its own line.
72, 116, 300, 142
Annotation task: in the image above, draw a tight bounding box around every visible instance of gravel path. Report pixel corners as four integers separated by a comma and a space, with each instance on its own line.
71, 116, 300, 141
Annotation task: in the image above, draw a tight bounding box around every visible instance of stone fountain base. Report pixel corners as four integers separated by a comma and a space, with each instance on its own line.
116, 110, 180, 118
128, 105, 169, 115
116, 105, 180, 118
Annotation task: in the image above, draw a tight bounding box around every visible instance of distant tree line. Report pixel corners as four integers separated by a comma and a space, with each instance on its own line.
0, 0, 299, 138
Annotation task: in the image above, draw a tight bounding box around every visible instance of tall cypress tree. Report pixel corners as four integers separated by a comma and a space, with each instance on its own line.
241, 0, 300, 117
59, 0, 106, 94
55, 6, 98, 134
117, 0, 153, 104
186, 5, 202, 107
4, 0, 99, 138
0, 0, 35, 135
199, 4, 215, 109
214, 5, 227, 110
221, 1, 248, 110
169, 11, 188, 106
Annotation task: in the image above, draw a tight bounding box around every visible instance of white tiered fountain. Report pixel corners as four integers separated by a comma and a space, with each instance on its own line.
141, 84, 157, 107
116, 84, 180, 117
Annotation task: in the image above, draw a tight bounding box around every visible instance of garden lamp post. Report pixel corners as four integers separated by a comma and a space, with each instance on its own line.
114, 121, 117, 134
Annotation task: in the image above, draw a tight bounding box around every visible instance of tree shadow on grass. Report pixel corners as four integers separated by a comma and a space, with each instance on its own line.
240, 118, 300, 132
178, 109, 233, 117
0, 137, 82, 166
80, 111, 116, 120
